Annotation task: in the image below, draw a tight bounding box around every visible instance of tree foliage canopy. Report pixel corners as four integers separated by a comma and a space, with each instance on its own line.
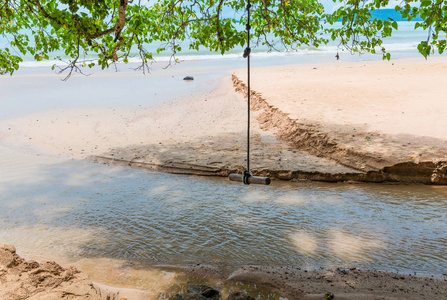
1, 0, 446, 77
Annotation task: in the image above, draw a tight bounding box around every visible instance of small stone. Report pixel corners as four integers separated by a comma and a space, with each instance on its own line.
227, 292, 256, 300
170, 294, 208, 300
188, 284, 219, 299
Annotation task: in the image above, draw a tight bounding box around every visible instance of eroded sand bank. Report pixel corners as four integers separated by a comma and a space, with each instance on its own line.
233, 57, 447, 184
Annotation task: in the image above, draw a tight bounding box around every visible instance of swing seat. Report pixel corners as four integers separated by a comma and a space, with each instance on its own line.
229, 173, 271, 185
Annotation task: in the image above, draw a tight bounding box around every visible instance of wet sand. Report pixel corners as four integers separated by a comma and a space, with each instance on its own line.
2, 244, 447, 300
0, 69, 357, 180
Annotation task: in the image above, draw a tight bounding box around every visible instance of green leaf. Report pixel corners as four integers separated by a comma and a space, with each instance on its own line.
0, 0, 439, 77
391, 21, 398, 30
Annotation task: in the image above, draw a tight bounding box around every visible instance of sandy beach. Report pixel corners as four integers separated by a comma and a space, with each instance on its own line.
232, 57, 447, 183
1, 57, 447, 299
1, 58, 446, 183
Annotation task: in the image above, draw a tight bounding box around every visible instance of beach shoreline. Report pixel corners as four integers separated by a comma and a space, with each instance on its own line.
2, 243, 447, 300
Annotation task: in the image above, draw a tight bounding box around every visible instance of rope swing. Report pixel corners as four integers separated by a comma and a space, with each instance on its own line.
229, 0, 271, 186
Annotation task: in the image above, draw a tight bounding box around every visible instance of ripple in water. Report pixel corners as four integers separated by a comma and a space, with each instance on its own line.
0, 149, 446, 275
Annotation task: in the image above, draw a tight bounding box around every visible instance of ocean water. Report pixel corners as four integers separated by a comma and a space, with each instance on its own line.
1, 20, 431, 71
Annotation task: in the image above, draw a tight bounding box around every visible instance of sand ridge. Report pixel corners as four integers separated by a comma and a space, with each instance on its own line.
232, 57, 447, 184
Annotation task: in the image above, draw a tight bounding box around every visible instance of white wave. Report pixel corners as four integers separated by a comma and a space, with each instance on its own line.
19, 60, 64, 68
16, 40, 424, 69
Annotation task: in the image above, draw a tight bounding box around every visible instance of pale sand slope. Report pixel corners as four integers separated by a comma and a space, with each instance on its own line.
234, 57, 447, 177
0, 73, 354, 177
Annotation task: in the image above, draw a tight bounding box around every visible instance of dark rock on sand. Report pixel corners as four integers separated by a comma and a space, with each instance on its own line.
188, 283, 220, 299
171, 283, 220, 300
227, 292, 256, 300
170, 294, 209, 300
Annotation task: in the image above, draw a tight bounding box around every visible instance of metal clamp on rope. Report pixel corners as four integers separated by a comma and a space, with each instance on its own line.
243, 47, 251, 58
242, 169, 251, 185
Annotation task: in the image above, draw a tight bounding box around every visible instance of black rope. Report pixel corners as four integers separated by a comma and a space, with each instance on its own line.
228, 5, 270, 186
243, 0, 251, 185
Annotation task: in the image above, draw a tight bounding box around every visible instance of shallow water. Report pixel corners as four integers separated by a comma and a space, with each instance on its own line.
0, 144, 446, 276
0, 65, 226, 120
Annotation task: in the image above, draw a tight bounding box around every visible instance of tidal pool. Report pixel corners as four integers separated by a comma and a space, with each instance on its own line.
0, 144, 446, 277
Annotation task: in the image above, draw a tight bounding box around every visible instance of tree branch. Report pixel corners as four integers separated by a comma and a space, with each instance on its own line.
32, 0, 64, 27
216, 0, 224, 47
114, 0, 128, 42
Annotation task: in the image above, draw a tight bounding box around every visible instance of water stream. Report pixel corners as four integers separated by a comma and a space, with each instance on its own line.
1, 144, 446, 277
